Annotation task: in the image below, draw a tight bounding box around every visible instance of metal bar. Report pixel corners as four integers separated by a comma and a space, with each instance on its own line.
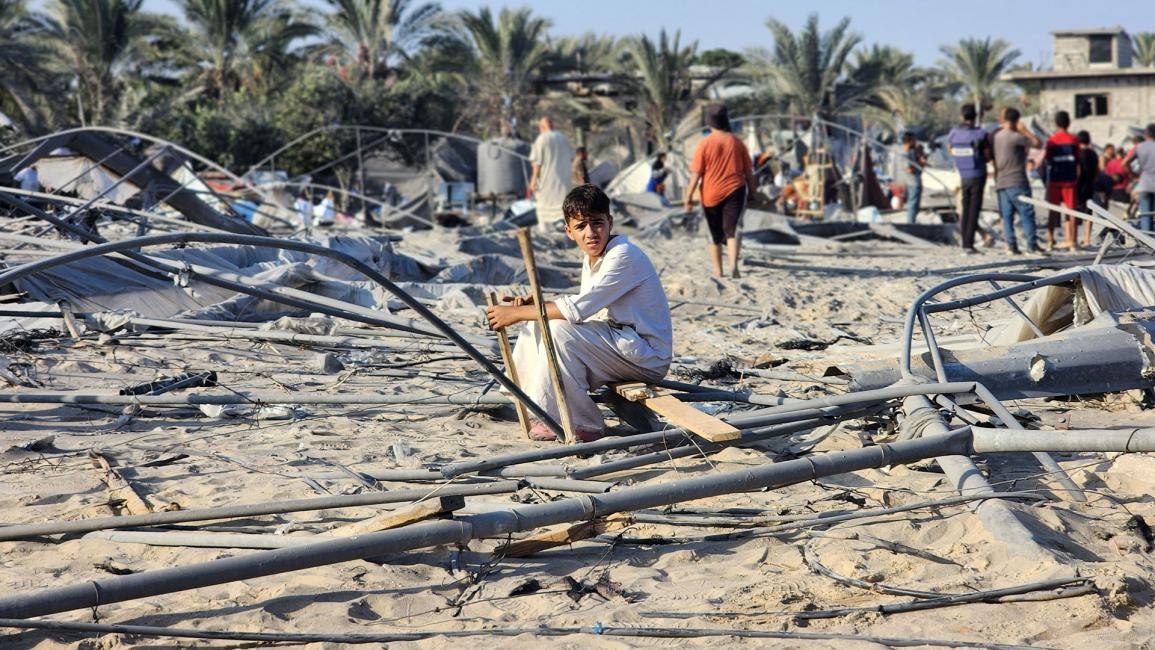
0, 228, 558, 434
989, 280, 1045, 339
900, 395, 1052, 559
0, 430, 976, 619
0, 391, 511, 406
0, 482, 519, 543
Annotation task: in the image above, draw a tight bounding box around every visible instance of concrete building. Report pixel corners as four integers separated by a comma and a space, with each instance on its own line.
1006, 27, 1154, 145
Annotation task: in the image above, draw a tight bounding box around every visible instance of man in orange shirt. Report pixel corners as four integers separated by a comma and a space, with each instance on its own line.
684, 104, 758, 278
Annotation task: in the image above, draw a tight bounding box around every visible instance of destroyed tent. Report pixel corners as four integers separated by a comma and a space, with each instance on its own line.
0, 130, 265, 236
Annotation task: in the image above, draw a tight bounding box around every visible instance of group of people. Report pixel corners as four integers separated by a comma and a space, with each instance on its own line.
939, 104, 1155, 255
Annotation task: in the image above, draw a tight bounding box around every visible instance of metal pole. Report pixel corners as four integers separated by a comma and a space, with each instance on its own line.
0, 227, 557, 433
900, 395, 1052, 560
0, 430, 975, 619
0, 482, 519, 543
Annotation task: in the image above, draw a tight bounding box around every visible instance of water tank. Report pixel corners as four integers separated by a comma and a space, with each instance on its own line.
477, 137, 530, 196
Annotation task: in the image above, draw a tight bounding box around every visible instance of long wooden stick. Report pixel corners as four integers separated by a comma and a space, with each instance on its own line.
516, 227, 574, 444
487, 291, 532, 438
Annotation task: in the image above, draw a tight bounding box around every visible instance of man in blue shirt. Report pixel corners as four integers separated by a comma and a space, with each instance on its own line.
948, 105, 992, 253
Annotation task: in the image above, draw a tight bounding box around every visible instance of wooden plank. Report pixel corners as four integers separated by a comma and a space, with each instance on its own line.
328, 495, 464, 537
496, 514, 631, 557
613, 383, 741, 442
643, 395, 742, 442
89, 452, 153, 516
487, 292, 532, 438
57, 301, 84, 338
516, 227, 574, 444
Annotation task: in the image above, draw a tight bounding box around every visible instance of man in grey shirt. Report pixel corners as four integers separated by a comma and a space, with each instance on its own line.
1122, 123, 1155, 232
992, 107, 1043, 253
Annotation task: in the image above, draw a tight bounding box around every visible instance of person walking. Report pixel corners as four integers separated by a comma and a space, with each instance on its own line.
1043, 111, 1081, 250
902, 132, 926, 224
1121, 123, 1155, 233
529, 116, 574, 232
948, 104, 992, 254
992, 107, 1042, 254
684, 104, 757, 278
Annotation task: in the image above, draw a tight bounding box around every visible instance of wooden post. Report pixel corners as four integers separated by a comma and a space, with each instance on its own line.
516, 227, 574, 444
487, 291, 532, 438
89, 451, 153, 516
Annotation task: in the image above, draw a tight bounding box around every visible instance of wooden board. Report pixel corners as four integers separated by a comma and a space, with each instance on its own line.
487, 292, 532, 438
328, 495, 464, 537
496, 514, 631, 557
613, 383, 741, 443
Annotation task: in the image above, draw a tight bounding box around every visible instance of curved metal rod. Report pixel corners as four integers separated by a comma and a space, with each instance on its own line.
900, 272, 1048, 379
245, 125, 531, 178
0, 126, 280, 211
898, 270, 1088, 502
0, 230, 564, 437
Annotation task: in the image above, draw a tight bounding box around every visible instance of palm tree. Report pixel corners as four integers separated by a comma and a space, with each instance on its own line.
320, 0, 441, 81
0, 0, 51, 130
749, 13, 862, 117
42, 0, 176, 125
938, 36, 1020, 117
550, 32, 619, 75
454, 5, 551, 136
621, 29, 703, 151
1133, 32, 1155, 67
177, 0, 318, 98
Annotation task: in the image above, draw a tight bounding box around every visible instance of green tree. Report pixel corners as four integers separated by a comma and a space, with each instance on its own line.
938, 36, 1020, 117
748, 13, 862, 117
177, 0, 318, 99
319, 0, 441, 81
42, 0, 178, 125
1133, 32, 1155, 67
453, 5, 551, 136
695, 47, 744, 69
622, 29, 706, 151
0, 0, 52, 132
550, 32, 619, 75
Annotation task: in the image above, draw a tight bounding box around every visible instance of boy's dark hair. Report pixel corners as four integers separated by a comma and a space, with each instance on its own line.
902, 132, 916, 145
1077, 130, 1091, 145
1055, 110, 1071, 129
1146, 123, 1155, 139
563, 184, 611, 222
1004, 107, 1020, 124
961, 104, 977, 122
575, 146, 587, 155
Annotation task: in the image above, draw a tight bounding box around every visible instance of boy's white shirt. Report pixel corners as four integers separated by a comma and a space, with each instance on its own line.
553, 234, 672, 367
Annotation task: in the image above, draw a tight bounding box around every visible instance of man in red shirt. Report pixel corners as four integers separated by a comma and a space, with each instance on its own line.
1043, 111, 1081, 250
684, 104, 758, 278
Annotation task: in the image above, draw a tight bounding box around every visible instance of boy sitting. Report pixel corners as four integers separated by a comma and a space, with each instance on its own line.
486, 184, 673, 442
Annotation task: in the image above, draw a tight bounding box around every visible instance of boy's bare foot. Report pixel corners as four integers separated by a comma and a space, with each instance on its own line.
528, 421, 558, 441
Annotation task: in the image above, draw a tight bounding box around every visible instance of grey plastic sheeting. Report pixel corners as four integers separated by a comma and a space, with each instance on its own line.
10, 235, 410, 321
1076, 265, 1155, 316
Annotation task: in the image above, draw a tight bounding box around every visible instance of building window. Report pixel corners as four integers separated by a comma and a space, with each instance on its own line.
1075, 93, 1109, 118
1088, 35, 1113, 64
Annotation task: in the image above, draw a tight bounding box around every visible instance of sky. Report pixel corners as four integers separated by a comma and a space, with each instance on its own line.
136, 0, 1153, 69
